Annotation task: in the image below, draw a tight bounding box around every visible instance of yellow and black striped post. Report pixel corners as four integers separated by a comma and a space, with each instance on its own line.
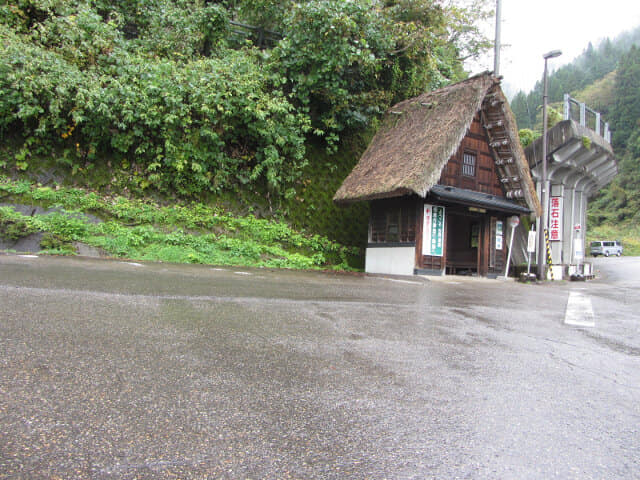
544, 228, 554, 280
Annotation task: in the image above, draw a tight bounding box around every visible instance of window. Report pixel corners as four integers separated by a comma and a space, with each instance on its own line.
462, 152, 476, 177
370, 202, 416, 244
470, 224, 479, 248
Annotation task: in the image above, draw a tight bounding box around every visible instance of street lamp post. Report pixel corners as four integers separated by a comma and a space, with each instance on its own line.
538, 49, 562, 280
494, 0, 502, 76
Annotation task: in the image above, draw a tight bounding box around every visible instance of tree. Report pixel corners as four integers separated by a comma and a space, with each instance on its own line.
511, 91, 534, 130
510, 30, 639, 131
589, 45, 640, 227
0, 0, 490, 198
611, 45, 640, 151
270, 0, 490, 149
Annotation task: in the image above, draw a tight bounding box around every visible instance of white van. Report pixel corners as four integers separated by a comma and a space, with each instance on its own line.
590, 240, 623, 257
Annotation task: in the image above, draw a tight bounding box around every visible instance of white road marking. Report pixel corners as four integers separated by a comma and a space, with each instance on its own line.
18, 255, 39, 258
121, 262, 143, 267
375, 277, 423, 285
564, 291, 595, 327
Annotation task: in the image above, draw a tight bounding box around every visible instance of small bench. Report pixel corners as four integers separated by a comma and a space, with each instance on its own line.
446, 261, 477, 276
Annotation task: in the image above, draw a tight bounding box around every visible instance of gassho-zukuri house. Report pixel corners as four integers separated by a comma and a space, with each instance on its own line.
334, 72, 542, 277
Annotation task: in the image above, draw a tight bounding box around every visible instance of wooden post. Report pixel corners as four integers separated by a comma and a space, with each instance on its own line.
415, 199, 424, 270
479, 217, 490, 276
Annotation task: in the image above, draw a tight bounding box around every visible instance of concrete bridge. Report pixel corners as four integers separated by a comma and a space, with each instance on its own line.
518, 95, 617, 279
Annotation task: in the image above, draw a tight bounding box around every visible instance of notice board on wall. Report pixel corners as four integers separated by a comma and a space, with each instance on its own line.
423, 204, 445, 257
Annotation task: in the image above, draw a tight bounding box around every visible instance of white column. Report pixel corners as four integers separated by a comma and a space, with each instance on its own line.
563, 185, 576, 264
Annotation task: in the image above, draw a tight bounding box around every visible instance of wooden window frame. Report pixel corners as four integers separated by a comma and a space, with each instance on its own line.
369, 202, 416, 244
462, 151, 477, 177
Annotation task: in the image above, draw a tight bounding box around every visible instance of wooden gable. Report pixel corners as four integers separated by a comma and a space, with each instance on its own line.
438, 113, 504, 197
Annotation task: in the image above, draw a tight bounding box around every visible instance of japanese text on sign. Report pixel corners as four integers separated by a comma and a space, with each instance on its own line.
423, 204, 445, 257
495, 221, 503, 250
549, 196, 563, 241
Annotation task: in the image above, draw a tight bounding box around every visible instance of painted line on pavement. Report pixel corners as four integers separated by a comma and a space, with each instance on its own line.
564, 291, 595, 327
375, 277, 423, 285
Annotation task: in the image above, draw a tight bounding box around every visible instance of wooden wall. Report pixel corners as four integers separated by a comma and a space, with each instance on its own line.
439, 114, 504, 197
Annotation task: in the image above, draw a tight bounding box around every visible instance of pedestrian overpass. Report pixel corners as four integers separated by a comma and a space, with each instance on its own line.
517, 94, 617, 279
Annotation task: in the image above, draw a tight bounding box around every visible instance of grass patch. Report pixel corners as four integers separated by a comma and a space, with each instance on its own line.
0, 176, 361, 270
0, 206, 39, 241
587, 223, 640, 256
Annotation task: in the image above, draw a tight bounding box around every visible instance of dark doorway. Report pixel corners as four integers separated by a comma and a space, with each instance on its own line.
445, 213, 482, 275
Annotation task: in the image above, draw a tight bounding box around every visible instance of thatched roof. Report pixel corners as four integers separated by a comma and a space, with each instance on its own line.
333, 72, 541, 217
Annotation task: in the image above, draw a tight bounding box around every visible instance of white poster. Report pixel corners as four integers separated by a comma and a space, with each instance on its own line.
495, 220, 503, 250
422, 204, 445, 257
527, 230, 537, 253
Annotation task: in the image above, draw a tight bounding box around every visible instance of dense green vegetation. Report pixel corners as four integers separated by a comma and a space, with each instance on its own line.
588, 45, 640, 255
511, 27, 640, 130
0, 0, 488, 198
0, 0, 491, 266
511, 28, 640, 255
0, 176, 360, 268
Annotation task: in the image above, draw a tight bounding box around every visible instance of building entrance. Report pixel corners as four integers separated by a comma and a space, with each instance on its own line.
445, 213, 482, 275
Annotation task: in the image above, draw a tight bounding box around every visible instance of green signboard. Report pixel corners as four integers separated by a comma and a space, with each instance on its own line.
423, 204, 445, 257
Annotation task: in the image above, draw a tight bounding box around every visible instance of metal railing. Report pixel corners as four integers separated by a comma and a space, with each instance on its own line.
563, 94, 611, 143
229, 20, 282, 49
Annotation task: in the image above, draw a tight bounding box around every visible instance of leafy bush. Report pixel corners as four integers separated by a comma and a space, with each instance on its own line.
0, 0, 486, 199
0, 206, 39, 241
0, 177, 359, 269
39, 232, 75, 254
1, 17, 309, 197
270, 0, 471, 150
518, 129, 538, 148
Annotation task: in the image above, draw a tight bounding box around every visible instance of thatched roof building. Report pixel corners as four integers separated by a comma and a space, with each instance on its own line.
334, 72, 541, 217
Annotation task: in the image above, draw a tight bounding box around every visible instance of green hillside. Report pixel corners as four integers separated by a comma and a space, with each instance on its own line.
511, 29, 640, 256
511, 27, 640, 130
588, 45, 640, 255
0, 0, 491, 267
0, 175, 361, 269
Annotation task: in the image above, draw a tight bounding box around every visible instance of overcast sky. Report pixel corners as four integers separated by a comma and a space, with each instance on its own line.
464, 0, 640, 98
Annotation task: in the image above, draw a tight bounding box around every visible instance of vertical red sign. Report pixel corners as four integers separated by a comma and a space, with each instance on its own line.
549, 197, 562, 241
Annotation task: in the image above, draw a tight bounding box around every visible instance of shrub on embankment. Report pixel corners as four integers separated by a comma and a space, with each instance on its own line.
0, 177, 360, 269
0, 0, 490, 257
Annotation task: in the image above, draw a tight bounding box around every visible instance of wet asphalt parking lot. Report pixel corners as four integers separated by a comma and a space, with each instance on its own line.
1, 254, 639, 479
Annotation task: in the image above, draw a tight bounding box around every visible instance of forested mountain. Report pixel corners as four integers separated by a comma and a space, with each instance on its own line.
510, 27, 640, 248
510, 26, 640, 130
589, 45, 640, 228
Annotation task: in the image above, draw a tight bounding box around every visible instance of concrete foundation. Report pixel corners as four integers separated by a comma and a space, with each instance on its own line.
365, 247, 415, 276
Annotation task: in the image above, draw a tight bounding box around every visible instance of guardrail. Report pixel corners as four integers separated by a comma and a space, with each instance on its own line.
229, 20, 282, 48
563, 94, 611, 143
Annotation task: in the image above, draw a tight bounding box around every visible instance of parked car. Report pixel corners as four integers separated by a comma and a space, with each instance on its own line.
590, 240, 623, 257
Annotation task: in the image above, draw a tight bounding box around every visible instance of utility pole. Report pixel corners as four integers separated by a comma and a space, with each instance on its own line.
538, 50, 562, 280
494, 0, 502, 76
